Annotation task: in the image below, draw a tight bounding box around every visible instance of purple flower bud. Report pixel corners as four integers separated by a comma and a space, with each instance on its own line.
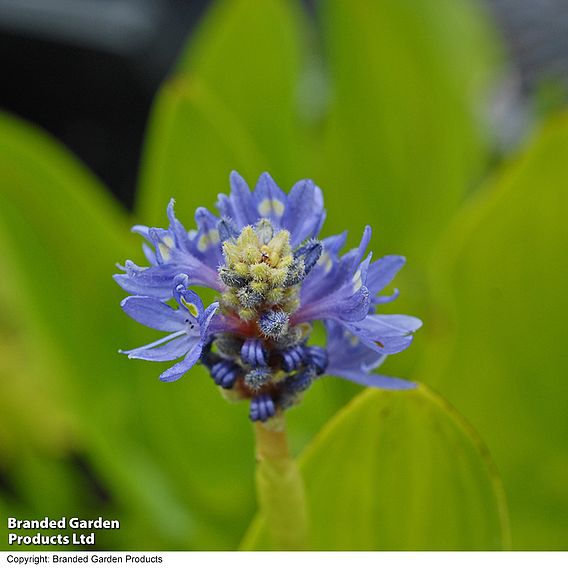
304, 346, 328, 375
210, 360, 241, 389
280, 345, 305, 372
241, 338, 268, 367
249, 394, 276, 422
217, 217, 240, 242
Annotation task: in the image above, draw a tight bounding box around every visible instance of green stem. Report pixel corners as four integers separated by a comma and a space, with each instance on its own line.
254, 418, 310, 550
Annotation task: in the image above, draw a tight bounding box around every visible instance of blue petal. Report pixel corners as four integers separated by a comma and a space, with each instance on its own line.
193, 207, 224, 265
300, 232, 348, 302
297, 228, 372, 321
325, 320, 384, 368
148, 227, 176, 264
117, 198, 224, 295
368, 314, 423, 334
374, 289, 400, 305
120, 296, 186, 332
294, 285, 371, 324
322, 231, 348, 256
114, 261, 183, 300
343, 314, 423, 354
253, 172, 287, 226
327, 366, 416, 390
141, 243, 157, 265
216, 171, 258, 228
340, 225, 372, 277
121, 331, 188, 361
367, 255, 405, 297
198, 302, 219, 341
281, 179, 325, 246
166, 199, 192, 251
131, 225, 154, 251
114, 255, 223, 299
173, 277, 205, 317
324, 320, 416, 390
159, 339, 203, 382
336, 286, 372, 321
313, 207, 327, 240
207, 312, 246, 335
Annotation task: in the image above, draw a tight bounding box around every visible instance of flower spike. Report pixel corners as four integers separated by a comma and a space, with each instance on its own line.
116, 172, 421, 421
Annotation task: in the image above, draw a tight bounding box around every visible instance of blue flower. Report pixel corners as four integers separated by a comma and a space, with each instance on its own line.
116, 172, 421, 421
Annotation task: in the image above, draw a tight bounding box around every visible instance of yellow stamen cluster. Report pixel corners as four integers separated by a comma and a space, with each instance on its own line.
220, 225, 300, 320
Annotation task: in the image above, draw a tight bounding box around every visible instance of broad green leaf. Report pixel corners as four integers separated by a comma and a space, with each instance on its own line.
137, 0, 306, 223
0, 113, 253, 549
0, 111, 132, 443
316, 0, 499, 260
180, 0, 306, 179
0, 113, 138, 534
0, 113, 182, 539
420, 114, 568, 549
243, 385, 509, 550
137, 76, 266, 226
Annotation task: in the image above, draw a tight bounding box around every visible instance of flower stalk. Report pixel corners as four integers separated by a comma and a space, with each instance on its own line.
254, 418, 309, 550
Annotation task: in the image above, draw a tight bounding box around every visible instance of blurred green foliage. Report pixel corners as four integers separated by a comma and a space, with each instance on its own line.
420, 116, 568, 549
0, 0, 565, 551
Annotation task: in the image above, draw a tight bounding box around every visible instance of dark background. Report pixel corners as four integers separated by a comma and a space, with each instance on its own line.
0, 0, 208, 208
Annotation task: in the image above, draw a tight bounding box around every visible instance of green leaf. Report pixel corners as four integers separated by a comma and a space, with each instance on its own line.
0, 112, 148, 494
0, 112, 133, 431
243, 385, 509, 550
137, 0, 306, 224
179, 0, 306, 177
0, 112, 133, 519
421, 114, 568, 549
137, 76, 266, 226
0, 115, 212, 546
316, 0, 499, 259
0, 113, 230, 548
